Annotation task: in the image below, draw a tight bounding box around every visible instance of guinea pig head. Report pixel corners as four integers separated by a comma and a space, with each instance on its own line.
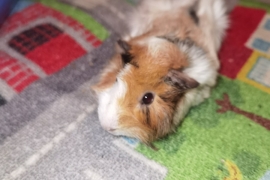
93, 37, 199, 144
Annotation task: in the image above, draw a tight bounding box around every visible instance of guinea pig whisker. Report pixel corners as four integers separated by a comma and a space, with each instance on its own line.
148, 143, 159, 151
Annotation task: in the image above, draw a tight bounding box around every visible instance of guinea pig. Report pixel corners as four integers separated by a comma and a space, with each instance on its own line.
92, 0, 228, 144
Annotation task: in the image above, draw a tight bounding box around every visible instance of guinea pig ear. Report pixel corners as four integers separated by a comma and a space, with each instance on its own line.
117, 39, 133, 64
165, 69, 199, 90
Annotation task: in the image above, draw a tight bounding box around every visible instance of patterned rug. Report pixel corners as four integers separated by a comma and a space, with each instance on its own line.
0, 0, 270, 180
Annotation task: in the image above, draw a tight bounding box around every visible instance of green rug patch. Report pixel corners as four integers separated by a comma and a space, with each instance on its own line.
136, 76, 270, 180
240, 0, 270, 13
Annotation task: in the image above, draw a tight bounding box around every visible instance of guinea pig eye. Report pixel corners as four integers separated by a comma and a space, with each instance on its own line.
142, 93, 154, 105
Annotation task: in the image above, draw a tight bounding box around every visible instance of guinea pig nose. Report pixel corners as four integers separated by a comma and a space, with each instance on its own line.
108, 128, 116, 132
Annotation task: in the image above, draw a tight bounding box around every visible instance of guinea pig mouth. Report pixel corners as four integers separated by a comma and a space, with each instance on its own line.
100, 123, 118, 134
107, 128, 116, 133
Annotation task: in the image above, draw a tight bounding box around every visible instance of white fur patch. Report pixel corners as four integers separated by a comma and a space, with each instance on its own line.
197, 0, 228, 53
171, 40, 218, 125
146, 37, 167, 57
180, 43, 217, 86
128, 0, 197, 38
97, 66, 131, 132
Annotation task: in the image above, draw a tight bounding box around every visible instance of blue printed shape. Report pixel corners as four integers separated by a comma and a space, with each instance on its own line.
260, 170, 270, 180
252, 38, 270, 52
264, 19, 270, 31
123, 136, 139, 146
11, 0, 34, 14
